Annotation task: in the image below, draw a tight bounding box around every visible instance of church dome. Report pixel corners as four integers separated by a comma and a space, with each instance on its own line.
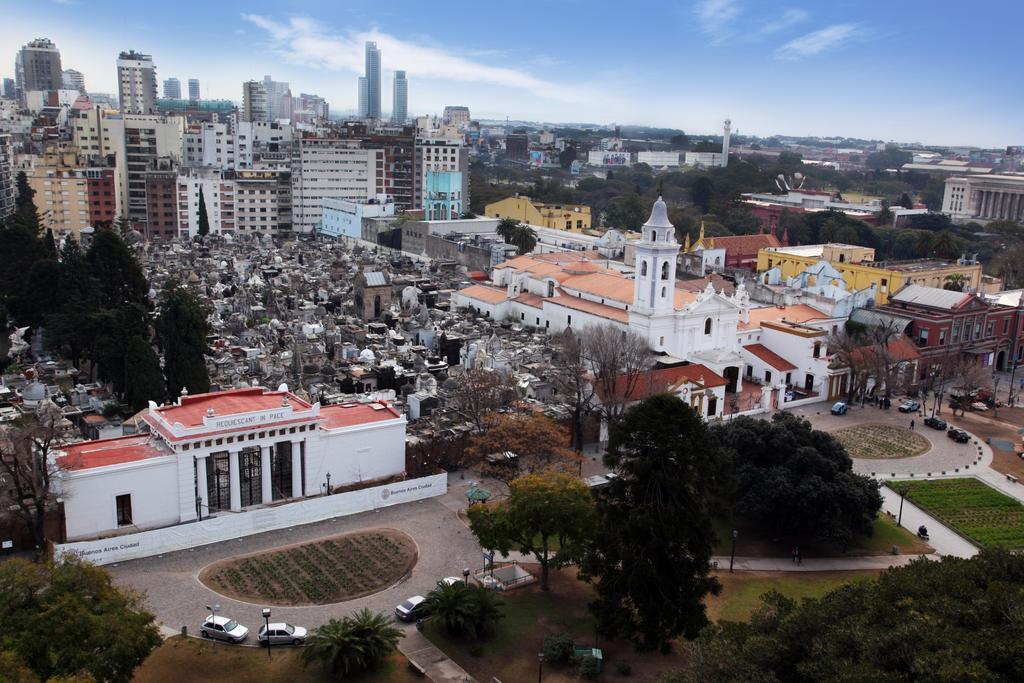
644, 196, 674, 229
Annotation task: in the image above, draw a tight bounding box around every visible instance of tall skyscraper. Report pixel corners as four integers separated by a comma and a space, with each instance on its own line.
364, 41, 381, 119
62, 69, 85, 93
117, 50, 158, 114
0, 134, 15, 221
242, 80, 269, 122
262, 75, 292, 121
163, 77, 181, 99
392, 70, 408, 124
188, 78, 200, 101
2, 79, 14, 99
358, 77, 368, 118
15, 38, 63, 98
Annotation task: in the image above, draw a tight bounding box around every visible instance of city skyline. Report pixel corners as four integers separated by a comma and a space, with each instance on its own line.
4, 0, 1024, 146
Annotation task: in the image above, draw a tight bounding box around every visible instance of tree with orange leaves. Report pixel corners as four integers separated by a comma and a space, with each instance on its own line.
467, 413, 582, 484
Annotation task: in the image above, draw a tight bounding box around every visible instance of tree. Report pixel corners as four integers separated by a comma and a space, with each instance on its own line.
944, 272, 967, 291
468, 473, 597, 590
898, 192, 914, 209
550, 329, 596, 452
197, 186, 210, 237
713, 412, 882, 549
301, 609, 403, 677
931, 229, 962, 259
122, 336, 166, 412
447, 367, 521, 432
86, 228, 149, 311
666, 550, 1024, 683
0, 406, 74, 559
155, 281, 211, 398
423, 583, 504, 640
508, 223, 537, 254
496, 217, 521, 242
691, 177, 713, 213
467, 413, 581, 483
582, 324, 652, 431
603, 193, 646, 230
559, 146, 577, 169
0, 557, 161, 682
581, 395, 722, 650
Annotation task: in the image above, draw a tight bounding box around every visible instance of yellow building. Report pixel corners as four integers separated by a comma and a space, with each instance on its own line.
484, 195, 591, 232
756, 243, 984, 305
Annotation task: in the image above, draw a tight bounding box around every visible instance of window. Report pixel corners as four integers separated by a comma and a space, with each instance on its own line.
746, 365, 753, 377
939, 328, 947, 345
704, 318, 713, 335
661, 261, 669, 280
115, 494, 133, 526
567, 315, 572, 325
813, 341, 822, 358
1003, 319, 1010, 335
659, 336, 665, 346
765, 370, 772, 383
918, 328, 930, 346
986, 322, 994, 338
640, 260, 648, 277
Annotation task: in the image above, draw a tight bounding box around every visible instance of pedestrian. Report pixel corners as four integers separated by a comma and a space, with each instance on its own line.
796, 547, 802, 565
910, 419, 915, 430
792, 546, 798, 564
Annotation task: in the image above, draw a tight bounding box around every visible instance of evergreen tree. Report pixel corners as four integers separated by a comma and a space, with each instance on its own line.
581, 394, 722, 651
156, 282, 211, 397
0, 175, 46, 326
197, 187, 210, 237
122, 336, 166, 411
86, 228, 149, 310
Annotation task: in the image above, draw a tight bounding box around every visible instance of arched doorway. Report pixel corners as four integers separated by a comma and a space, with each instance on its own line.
723, 366, 739, 393
996, 349, 1007, 372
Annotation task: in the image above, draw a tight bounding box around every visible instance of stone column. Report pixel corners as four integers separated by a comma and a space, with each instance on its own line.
260, 445, 272, 504
291, 442, 303, 498
229, 450, 241, 511
196, 456, 209, 516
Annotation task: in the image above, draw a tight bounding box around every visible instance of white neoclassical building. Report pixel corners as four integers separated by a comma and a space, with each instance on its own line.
57, 387, 406, 541
942, 174, 1024, 223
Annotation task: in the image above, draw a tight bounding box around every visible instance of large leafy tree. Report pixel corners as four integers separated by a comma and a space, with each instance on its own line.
301, 609, 403, 677
712, 413, 882, 548
469, 472, 596, 590
122, 335, 166, 411
155, 281, 211, 398
581, 394, 722, 651
666, 549, 1024, 683
467, 413, 581, 483
0, 557, 160, 682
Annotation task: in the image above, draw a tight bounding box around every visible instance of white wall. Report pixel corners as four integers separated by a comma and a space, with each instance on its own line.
313, 421, 406, 488
55, 473, 448, 566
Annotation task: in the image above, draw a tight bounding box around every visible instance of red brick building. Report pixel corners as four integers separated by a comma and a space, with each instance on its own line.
85, 167, 117, 225
144, 170, 179, 240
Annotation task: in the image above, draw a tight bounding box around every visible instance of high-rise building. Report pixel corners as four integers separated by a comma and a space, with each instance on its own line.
364, 41, 381, 119
163, 77, 181, 99
0, 134, 14, 221
414, 136, 469, 211
443, 106, 470, 128
242, 80, 269, 122
358, 77, 368, 118
188, 78, 200, 101
15, 38, 63, 99
392, 70, 408, 124
2, 79, 14, 99
294, 93, 329, 123
117, 51, 158, 114
291, 138, 384, 233
24, 148, 118, 239
62, 69, 86, 93
261, 75, 292, 121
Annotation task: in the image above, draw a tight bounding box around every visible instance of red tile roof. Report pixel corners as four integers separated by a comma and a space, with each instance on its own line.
153, 387, 312, 428
594, 364, 726, 404
743, 343, 797, 371
59, 435, 172, 471
455, 284, 509, 305
547, 294, 629, 323
702, 233, 781, 255
320, 402, 402, 429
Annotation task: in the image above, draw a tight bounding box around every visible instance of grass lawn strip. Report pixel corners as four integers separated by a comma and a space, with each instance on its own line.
835, 424, 930, 460
709, 570, 878, 622
887, 478, 1024, 549
199, 528, 417, 606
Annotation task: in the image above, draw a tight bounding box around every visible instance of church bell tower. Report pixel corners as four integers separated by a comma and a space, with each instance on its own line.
632, 196, 679, 316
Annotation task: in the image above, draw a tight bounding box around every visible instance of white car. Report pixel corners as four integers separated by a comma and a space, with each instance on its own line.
200, 615, 249, 643
971, 401, 989, 411
439, 576, 466, 587
257, 622, 307, 646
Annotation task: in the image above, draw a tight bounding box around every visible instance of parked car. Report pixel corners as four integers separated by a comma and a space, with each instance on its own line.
924, 416, 947, 430
898, 400, 921, 413
971, 401, 989, 411
257, 622, 307, 646
831, 401, 848, 415
947, 427, 970, 443
439, 576, 466, 587
200, 615, 249, 643
395, 595, 428, 622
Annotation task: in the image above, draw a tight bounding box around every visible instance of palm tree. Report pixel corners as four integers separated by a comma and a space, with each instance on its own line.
469, 586, 504, 638
509, 224, 537, 254
931, 230, 962, 260
301, 609, 403, 676
944, 272, 967, 291
496, 217, 520, 242
423, 582, 477, 636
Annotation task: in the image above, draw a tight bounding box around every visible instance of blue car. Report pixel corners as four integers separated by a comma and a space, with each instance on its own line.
831, 401, 848, 415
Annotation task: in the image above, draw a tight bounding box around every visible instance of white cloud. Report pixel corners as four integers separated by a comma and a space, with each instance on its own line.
759, 8, 808, 35
241, 14, 583, 103
775, 24, 859, 60
695, 0, 741, 43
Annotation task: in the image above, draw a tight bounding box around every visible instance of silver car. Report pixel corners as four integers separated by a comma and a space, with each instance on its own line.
200, 615, 249, 643
257, 622, 307, 646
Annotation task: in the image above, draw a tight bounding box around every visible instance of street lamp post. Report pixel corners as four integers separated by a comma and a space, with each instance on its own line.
537, 652, 544, 682
325, 472, 332, 495
463, 567, 471, 585
205, 603, 220, 629
729, 529, 738, 573
897, 486, 907, 526
262, 607, 272, 659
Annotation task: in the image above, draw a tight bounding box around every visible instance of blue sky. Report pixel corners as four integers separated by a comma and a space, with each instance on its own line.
6, 0, 1023, 146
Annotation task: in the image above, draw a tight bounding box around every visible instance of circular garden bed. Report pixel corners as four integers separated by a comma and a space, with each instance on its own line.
199, 528, 417, 606
834, 424, 930, 460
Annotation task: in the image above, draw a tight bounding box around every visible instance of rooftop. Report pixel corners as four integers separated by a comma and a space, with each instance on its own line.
151, 387, 312, 428
743, 343, 797, 371
889, 284, 972, 309
59, 435, 172, 471
320, 402, 402, 429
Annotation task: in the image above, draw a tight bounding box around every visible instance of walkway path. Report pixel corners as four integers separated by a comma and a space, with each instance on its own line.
399, 625, 477, 682
879, 485, 978, 558
712, 554, 934, 572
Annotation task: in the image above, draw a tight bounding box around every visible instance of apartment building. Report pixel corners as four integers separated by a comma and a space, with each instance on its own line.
290, 138, 383, 233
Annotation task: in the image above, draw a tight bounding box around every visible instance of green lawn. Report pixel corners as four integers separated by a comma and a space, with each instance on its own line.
712, 513, 931, 557
886, 478, 1024, 548
709, 570, 877, 623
